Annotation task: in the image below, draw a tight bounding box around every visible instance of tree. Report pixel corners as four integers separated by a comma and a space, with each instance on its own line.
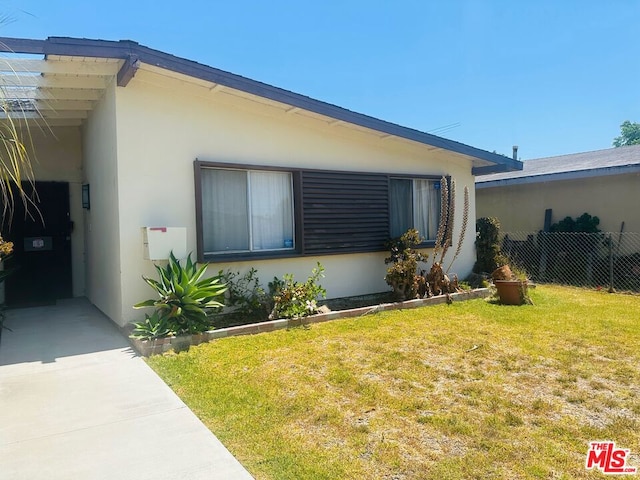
613, 120, 640, 147
0, 42, 38, 221
0, 110, 37, 221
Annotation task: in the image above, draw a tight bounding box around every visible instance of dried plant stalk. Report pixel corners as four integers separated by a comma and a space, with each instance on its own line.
432, 176, 448, 261
446, 185, 469, 272
439, 179, 455, 263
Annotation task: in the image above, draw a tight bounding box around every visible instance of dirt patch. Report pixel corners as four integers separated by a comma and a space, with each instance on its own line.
323, 292, 395, 311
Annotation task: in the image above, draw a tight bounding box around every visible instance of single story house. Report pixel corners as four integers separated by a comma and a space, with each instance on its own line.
0, 36, 521, 326
476, 145, 640, 234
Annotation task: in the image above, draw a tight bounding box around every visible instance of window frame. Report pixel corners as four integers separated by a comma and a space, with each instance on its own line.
388, 175, 443, 247
195, 161, 446, 262
195, 160, 303, 262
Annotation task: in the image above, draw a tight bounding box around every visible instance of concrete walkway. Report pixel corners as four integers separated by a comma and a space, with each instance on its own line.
0, 298, 253, 480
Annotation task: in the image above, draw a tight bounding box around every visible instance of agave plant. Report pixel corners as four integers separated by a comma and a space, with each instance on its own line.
134, 252, 226, 334
130, 311, 174, 340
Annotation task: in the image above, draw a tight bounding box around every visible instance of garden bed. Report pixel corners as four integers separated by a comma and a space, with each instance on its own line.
129, 288, 490, 356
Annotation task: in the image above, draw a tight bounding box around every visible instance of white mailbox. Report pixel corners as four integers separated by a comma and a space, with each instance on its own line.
143, 227, 187, 260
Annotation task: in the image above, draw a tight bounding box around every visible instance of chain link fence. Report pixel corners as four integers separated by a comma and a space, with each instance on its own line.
500, 232, 640, 293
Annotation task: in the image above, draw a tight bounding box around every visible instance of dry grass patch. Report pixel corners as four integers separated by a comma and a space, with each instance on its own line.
148, 286, 640, 479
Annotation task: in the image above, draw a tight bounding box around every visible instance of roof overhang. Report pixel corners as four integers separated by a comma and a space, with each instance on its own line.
0, 36, 523, 174
0, 38, 126, 127
476, 163, 640, 189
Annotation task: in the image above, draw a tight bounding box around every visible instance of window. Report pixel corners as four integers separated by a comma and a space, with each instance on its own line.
200, 168, 295, 255
196, 161, 446, 260
389, 178, 441, 240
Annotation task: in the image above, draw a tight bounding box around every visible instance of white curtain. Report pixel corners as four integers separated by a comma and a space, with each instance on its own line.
427, 181, 440, 240
414, 180, 440, 240
201, 169, 249, 252
249, 171, 294, 250
389, 179, 412, 238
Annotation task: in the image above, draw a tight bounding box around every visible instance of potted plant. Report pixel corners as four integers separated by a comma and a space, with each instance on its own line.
0, 235, 15, 344
492, 265, 531, 305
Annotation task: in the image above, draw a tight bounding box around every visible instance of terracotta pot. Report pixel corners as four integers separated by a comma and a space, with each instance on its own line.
494, 280, 527, 305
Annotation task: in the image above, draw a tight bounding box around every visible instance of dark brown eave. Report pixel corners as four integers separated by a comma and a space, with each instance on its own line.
0, 36, 523, 174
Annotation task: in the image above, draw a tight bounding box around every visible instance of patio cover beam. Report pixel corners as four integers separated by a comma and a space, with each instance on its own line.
5, 88, 104, 101
32, 99, 94, 111
0, 59, 119, 76
0, 110, 88, 120
0, 75, 109, 89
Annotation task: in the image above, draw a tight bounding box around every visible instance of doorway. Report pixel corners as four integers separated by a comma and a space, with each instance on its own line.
3, 182, 73, 307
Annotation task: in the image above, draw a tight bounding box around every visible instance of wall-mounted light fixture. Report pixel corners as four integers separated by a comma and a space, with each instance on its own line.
82, 184, 90, 209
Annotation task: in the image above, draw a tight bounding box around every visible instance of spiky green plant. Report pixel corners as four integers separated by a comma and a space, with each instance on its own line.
134, 252, 227, 334
130, 311, 174, 340
0, 53, 39, 222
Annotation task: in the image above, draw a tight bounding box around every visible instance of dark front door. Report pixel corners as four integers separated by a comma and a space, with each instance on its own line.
3, 182, 73, 307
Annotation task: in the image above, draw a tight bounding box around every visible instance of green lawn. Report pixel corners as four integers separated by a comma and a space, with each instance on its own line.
148, 286, 640, 479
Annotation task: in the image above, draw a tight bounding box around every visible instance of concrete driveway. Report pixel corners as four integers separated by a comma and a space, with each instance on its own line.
0, 298, 253, 480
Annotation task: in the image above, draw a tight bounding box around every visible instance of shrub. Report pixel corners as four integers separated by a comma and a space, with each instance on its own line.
0, 235, 15, 335
219, 268, 269, 320
268, 263, 327, 319
550, 213, 600, 233
384, 228, 427, 301
134, 252, 226, 335
0, 234, 15, 284
474, 217, 506, 274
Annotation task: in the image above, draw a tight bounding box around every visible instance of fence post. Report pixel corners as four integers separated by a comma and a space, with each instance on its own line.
539, 232, 548, 280
608, 233, 615, 293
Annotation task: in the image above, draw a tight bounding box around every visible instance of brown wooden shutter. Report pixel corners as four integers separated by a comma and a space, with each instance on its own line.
301, 171, 389, 254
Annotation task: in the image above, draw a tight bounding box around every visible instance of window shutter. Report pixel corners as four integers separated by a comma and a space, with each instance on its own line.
301, 171, 389, 254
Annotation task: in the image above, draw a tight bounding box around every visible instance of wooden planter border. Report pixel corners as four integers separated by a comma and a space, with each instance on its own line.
130, 288, 491, 357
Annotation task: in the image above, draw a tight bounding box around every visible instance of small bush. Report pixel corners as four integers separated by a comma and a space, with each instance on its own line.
384, 229, 427, 301
220, 268, 270, 320
269, 263, 327, 319
463, 273, 489, 289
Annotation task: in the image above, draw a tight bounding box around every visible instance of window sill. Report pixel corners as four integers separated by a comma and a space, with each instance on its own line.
202, 250, 301, 263
201, 241, 437, 263
418, 241, 436, 248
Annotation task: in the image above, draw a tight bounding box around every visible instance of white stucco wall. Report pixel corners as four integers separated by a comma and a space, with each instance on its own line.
111, 68, 477, 326
82, 80, 123, 322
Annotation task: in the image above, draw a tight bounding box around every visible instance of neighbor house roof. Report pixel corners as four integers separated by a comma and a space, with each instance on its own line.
0, 36, 522, 175
476, 144, 640, 188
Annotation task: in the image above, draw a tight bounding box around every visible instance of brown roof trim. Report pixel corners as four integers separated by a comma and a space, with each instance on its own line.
0, 36, 522, 173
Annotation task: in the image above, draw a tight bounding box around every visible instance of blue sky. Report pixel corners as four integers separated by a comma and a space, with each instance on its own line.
2, 1, 638, 160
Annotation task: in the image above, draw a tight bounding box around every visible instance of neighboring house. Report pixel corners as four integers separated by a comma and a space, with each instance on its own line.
476, 145, 640, 234
0, 36, 521, 326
